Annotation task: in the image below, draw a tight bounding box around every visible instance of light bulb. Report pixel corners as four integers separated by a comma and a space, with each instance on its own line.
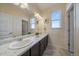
20, 3, 29, 9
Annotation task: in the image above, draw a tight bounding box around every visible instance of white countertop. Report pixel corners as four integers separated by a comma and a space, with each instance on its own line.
0, 33, 48, 56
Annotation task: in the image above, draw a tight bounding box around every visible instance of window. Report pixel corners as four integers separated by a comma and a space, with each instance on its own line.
51, 10, 61, 28
30, 18, 36, 29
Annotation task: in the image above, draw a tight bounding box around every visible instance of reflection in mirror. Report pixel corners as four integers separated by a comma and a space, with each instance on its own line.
22, 20, 28, 35
30, 17, 36, 29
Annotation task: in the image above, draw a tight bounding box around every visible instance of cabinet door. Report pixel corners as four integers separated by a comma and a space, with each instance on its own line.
46, 35, 48, 47
31, 42, 40, 56
39, 35, 48, 55
44, 37, 47, 50
39, 38, 45, 55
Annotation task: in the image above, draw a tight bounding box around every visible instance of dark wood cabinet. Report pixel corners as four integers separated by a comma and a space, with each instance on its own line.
39, 38, 45, 55
21, 50, 30, 56
39, 35, 48, 55
44, 37, 47, 50
45, 35, 48, 47
22, 35, 48, 56
30, 42, 40, 56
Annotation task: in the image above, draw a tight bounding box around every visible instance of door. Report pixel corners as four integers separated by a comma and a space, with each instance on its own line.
68, 5, 74, 55
22, 20, 28, 35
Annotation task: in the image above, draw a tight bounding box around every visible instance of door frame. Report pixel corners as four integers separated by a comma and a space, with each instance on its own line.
22, 20, 28, 35
67, 4, 76, 55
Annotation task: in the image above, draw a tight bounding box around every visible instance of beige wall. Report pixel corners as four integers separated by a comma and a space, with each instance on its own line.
40, 4, 68, 49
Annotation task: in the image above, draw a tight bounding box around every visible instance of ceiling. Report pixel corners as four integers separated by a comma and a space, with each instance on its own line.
36, 3, 55, 10
11, 3, 66, 18
30, 3, 57, 12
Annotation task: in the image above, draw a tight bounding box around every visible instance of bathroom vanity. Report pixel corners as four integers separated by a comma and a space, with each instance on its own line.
0, 33, 48, 56
22, 34, 48, 56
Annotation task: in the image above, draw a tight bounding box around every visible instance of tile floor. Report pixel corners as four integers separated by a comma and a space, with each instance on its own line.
43, 43, 70, 56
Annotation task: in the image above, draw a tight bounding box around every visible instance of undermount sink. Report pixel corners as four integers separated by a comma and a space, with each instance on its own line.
8, 38, 33, 49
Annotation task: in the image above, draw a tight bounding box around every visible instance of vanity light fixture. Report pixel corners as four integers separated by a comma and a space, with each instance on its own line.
13, 3, 29, 9
20, 3, 29, 9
